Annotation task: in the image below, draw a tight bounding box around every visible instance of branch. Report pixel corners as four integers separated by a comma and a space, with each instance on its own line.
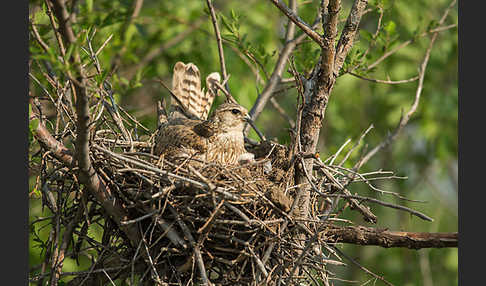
332, 245, 394, 286
268, 0, 324, 47
333, 0, 368, 75
206, 0, 229, 92
31, 109, 143, 250
31, 116, 74, 166
364, 23, 457, 72
47, 0, 144, 251
326, 226, 458, 249
320, 0, 341, 83
292, 0, 343, 222
246, 0, 298, 134
348, 72, 419, 85
356, 0, 456, 170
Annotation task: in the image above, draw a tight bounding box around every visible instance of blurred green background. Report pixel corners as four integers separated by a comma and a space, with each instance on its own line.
29, 0, 457, 284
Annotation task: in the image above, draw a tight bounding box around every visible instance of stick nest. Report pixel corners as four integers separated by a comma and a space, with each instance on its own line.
89, 127, 320, 284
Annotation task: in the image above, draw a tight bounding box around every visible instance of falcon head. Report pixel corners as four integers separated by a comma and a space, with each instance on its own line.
211, 102, 250, 132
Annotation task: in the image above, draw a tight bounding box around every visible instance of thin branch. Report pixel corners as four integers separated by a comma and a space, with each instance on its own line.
47, 0, 145, 252
267, 0, 323, 47
206, 0, 229, 92
333, 246, 394, 286
246, 0, 299, 131
356, 0, 456, 170
324, 194, 433, 222
348, 72, 420, 85
364, 23, 457, 72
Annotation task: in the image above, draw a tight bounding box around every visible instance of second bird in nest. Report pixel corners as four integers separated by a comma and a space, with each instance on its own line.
154, 62, 254, 165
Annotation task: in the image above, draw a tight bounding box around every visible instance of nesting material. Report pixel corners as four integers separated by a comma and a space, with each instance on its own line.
90, 129, 320, 284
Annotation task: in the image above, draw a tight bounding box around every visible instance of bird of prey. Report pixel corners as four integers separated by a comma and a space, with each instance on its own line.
155, 62, 254, 165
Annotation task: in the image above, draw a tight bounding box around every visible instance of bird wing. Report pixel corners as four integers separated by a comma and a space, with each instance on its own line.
154, 118, 208, 157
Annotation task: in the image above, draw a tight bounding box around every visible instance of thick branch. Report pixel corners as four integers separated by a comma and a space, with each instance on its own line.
326, 226, 458, 249
32, 117, 74, 166
46, 0, 144, 250
30, 114, 143, 249
293, 0, 342, 221
333, 0, 368, 75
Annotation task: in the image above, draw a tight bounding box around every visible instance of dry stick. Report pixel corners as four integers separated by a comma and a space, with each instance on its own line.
82, 33, 114, 69
332, 246, 394, 286
337, 124, 373, 167
45, 0, 67, 57
30, 103, 74, 167
324, 194, 433, 221
93, 145, 245, 202
328, 138, 351, 165
317, 161, 378, 223
359, 6, 384, 63
327, 225, 457, 248
46, 0, 149, 268
51, 200, 87, 284
30, 20, 50, 53
348, 72, 420, 85
167, 205, 211, 285
206, 0, 229, 92
356, 0, 456, 170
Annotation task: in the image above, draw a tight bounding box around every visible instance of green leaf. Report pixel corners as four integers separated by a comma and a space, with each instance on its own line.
384, 20, 396, 35
220, 14, 234, 34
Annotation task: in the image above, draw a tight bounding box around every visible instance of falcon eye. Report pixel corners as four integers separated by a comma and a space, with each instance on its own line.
231, 109, 241, 115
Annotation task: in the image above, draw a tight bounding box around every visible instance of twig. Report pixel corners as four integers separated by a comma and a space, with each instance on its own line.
267, 0, 323, 47
348, 72, 420, 85
337, 124, 373, 167
168, 205, 211, 285
356, 0, 456, 170
246, 0, 299, 131
333, 246, 394, 286
364, 23, 457, 72
206, 0, 229, 93
324, 194, 433, 222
